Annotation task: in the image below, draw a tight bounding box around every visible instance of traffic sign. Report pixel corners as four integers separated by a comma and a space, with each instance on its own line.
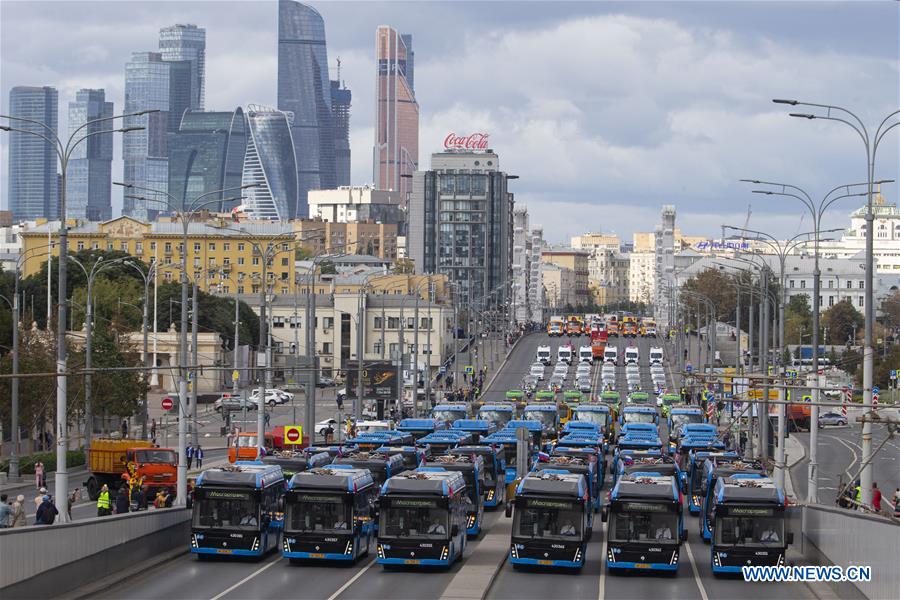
465, 365, 474, 375
439, 366, 447, 374
284, 425, 303, 444
873, 386, 879, 394
232, 369, 239, 382
161, 397, 174, 411
686, 363, 693, 373
890, 370, 897, 380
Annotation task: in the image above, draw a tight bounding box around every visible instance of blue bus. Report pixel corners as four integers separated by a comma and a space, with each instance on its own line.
454, 444, 506, 508
451, 419, 496, 444
617, 452, 682, 482
700, 460, 766, 541
667, 406, 705, 442
282, 465, 377, 562
711, 476, 791, 575
477, 403, 517, 429
421, 454, 485, 537
432, 402, 469, 426
522, 403, 560, 439
377, 468, 469, 567
533, 453, 600, 512
191, 462, 285, 558
554, 432, 606, 486
262, 450, 332, 480
602, 474, 686, 573
686, 450, 736, 514
508, 470, 591, 570
397, 418, 447, 440
505, 420, 545, 448
332, 451, 405, 489
571, 404, 613, 439
416, 431, 473, 454
348, 431, 413, 450
375, 445, 431, 471
619, 405, 659, 428
482, 430, 531, 485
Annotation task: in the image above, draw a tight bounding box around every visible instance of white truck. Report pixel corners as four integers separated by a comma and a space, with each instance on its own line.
649, 346, 664, 366
624, 346, 640, 366
579, 345, 594, 365
557, 344, 573, 365
536, 345, 552, 366
603, 346, 618, 365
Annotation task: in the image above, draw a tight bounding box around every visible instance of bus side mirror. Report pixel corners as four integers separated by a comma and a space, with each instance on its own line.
681, 530, 688, 542
787, 532, 794, 545
451, 524, 460, 537
505, 502, 513, 518
600, 506, 608, 522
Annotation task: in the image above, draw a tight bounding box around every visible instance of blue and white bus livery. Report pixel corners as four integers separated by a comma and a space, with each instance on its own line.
686, 450, 736, 514
397, 418, 447, 440
376, 469, 468, 567
191, 463, 285, 558
700, 460, 766, 541
477, 403, 516, 429
454, 444, 506, 508
451, 419, 496, 444
282, 466, 377, 563
432, 402, 469, 426
421, 454, 485, 537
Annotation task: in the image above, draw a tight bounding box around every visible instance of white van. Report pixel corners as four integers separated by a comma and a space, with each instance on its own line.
558, 345, 573, 365
603, 346, 618, 365
536, 345, 552, 366
649, 346, 664, 366
579, 345, 594, 365
624, 346, 640, 366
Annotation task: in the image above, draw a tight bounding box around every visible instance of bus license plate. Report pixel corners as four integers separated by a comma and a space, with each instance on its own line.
404, 559, 420, 565
216, 549, 232, 554
538, 560, 553, 566
634, 563, 650, 568
308, 553, 325, 559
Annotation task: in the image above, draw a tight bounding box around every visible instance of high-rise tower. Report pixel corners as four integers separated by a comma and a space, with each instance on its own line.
7, 86, 59, 221
67, 89, 113, 221
159, 24, 206, 110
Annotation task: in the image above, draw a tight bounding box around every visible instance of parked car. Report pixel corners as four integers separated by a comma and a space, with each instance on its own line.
818, 412, 848, 428
213, 394, 258, 413
248, 388, 293, 407
316, 376, 336, 388
315, 418, 339, 436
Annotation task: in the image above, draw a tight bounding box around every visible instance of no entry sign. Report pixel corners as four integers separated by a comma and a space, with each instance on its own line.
284, 425, 303, 444
161, 397, 174, 411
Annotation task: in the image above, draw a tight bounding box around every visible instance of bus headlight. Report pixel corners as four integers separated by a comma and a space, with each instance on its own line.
487, 489, 494, 501
713, 552, 721, 567
468, 514, 476, 528
510, 545, 519, 559
778, 553, 785, 566
345, 540, 353, 555
607, 548, 615, 563
670, 551, 678, 565
574, 547, 583, 563
377, 544, 385, 559
251, 537, 260, 551
191, 534, 198, 548
441, 546, 449, 561
283, 538, 290, 552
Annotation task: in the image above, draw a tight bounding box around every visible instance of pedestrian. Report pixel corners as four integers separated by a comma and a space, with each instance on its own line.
195, 444, 204, 469
35, 495, 58, 525
186, 444, 194, 470
34, 461, 44, 490
893, 488, 900, 518
871, 482, 882, 514
739, 431, 747, 454
115, 486, 130, 514
154, 488, 171, 509
121, 418, 129, 439
10, 495, 26, 527
854, 480, 862, 509
136, 485, 149, 511
723, 430, 733, 450
0, 494, 11, 528
67, 488, 80, 520
264, 411, 271, 427
150, 418, 157, 440
97, 484, 112, 517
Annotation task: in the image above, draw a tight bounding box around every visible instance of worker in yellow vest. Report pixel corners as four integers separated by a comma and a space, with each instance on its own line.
96, 484, 111, 517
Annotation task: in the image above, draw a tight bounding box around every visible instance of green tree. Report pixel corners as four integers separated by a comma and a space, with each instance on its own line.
70, 326, 146, 424
784, 294, 813, 346
153, 282, 258, 351
821, 299, 864, 345
393, 258, 415, 274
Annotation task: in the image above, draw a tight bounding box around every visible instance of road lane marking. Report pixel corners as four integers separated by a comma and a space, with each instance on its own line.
684, 540, 709, 600
596, 520, 606, 600
208, 555, 279, 600
326, 557, 376, 600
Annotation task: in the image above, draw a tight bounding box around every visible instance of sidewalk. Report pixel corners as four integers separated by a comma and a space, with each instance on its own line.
441, 516, 511, 600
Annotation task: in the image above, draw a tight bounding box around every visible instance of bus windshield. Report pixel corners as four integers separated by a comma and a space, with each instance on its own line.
379, 498, 449, 539
433, 409, 467, 423
624, 412, 655, 424
286, 493, 350, 533
134, 449, 177, 465
609, 503, 678, 543
479, 410, 513, 427
523, 410, 557, 432
193, 490, 260, 530
715, 513, 784, 546
236, 435, 258, 448
575, 411, 608, 427
671, 414, 702, 428
514, 498, 583, 541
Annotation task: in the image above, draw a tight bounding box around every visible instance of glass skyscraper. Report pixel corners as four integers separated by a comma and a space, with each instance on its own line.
241, 105, 297, 221
67, 89, 113, 221
168, 108, 247, 212
277, 0, 335, 219
159, 23, 206, 110
7, 86, 59, 221
375, 26, 418, 202
331, 79, 351, 187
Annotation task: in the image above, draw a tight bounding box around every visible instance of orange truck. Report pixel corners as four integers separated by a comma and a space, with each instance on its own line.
566, 316, 584, 337
590, 329, 609, 360
547, 317, 565, 336
606, 315, 619, 337
621, 316, 638, 338
227, 427, 308, 463
84, 439, 177, 501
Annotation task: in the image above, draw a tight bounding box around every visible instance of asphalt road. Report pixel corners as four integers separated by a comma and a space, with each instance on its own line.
90, 331, 828, 600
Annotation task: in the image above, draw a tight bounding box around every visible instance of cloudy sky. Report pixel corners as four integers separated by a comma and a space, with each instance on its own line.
1, 0, 898, 243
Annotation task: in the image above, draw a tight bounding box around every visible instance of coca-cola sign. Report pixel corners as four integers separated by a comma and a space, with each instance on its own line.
443, 132, 490, 150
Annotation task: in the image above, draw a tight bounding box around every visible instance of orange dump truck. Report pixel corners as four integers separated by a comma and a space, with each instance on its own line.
84, 439, 177, 500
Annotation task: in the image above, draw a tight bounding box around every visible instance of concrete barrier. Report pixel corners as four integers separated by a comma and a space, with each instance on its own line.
0, 508, 190, 599
802, 504, 899, 600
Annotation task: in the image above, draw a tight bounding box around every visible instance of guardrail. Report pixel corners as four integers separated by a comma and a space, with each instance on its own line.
802, 503, 899, 600
0, 507, 190, 598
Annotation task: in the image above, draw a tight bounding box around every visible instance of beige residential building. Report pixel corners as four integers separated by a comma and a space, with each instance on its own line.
571, 232, 620, 251
541, 263, 576, 310
541, 248, 590, 307
628, 251, 656, 303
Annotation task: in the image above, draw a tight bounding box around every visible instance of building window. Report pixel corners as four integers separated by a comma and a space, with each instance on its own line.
858, 296, 864, 307
107, 243, 113, 251
858, 280, 864, 289
828, 280, 834, 289
165, 242, 172, 253
828, 295, 834, 307
800, 280, 806, 289
238, 243, 245, 252
423, 343, 432, 355
222, 286, 229, 294
252, 257, 259, 266
208, 243, 215, 251
193, 258, 201, 268
388, 317, 400, 329
208, 257, 216, 266
237, 286, 244, 294
136, 242, 143, 253
77, 242, 85, 250
194, 243, 201, 252
322, 342, 332, 354
223, 257, 230, 265
373, 341, 382, 355
846, 280, 852, 289
223, 243, 230, 252
273, 316, 285, 328
281, 257, 289, 266
421, 317, 432, 329
323, 317, 334, 329
164, 272, 172, 281
374, 316, 383, 329
238, 257, 245, 265
273, 341, 283, 353
407, 317, 415, 329
120, 242, 128, 252
389, 343, 399, 358
252, 285, 260, 294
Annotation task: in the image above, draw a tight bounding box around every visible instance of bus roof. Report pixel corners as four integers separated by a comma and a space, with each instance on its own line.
288, 466, 375, 492
434, 403, 468, 411
623, 405, 657, 413
197, 463, 284, 488
397, 418, 445, 431
381, 468, 466, 496
576, 404, 610, 413
670, 405, 703, 414
516, 470, 587, 498
612, 474, 679, 502
333, 451, 404, 470
479, 403, 515, 411
715, 476, 783, 505
505, 420, 543, 431
523, 403, 557, 412
451, 419, 494, 433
